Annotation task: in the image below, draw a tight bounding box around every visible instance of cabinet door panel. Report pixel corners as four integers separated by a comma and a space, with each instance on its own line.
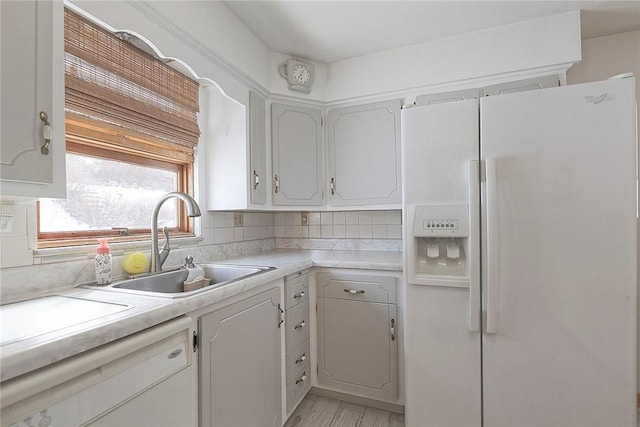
1, 0, 64, 197
199, 287, 281, 427
271, 103, 323, 206
317, 297, 398, 400
327, 100, 401, 207
249, 91, 266, 205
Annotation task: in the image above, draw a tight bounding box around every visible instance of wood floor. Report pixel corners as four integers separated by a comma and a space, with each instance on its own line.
284, 393, 404, 427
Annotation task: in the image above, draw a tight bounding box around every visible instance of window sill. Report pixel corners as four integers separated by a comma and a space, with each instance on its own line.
34, 235, 204, 265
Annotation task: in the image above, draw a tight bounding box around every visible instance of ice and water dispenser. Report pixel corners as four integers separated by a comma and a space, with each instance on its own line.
407, 203, 470, 286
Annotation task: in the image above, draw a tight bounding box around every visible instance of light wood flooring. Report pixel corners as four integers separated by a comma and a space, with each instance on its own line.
284, 393, 404, 427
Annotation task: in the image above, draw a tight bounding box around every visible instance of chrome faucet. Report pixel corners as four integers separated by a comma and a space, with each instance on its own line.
150, 192, 201, 272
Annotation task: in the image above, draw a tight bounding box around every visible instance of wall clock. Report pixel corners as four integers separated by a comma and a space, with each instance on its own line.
279, 58, 314, 94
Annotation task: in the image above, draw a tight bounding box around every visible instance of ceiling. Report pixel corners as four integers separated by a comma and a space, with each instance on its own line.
222, 1, 640, 64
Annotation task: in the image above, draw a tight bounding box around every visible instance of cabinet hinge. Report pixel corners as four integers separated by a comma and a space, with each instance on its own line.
278, 303, 284, 328
193, 331, 198, 352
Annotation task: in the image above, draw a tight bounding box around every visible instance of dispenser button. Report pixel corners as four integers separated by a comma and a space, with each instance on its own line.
446, 242, 460, 259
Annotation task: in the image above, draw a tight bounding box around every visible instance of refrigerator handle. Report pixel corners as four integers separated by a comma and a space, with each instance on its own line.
467, 160, 481, 333
485, 158, 499, 334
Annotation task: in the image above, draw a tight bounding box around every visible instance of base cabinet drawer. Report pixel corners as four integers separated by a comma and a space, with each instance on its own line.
285, 299, 309, 355
286, 360, 310, 414
284, 271, 309, 310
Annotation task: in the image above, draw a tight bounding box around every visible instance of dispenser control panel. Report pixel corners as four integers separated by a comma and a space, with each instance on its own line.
423, 219, 459, 231
412, 204, 469, 237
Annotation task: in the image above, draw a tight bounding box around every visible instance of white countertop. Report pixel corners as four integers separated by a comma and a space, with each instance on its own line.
0, 249, 402, 383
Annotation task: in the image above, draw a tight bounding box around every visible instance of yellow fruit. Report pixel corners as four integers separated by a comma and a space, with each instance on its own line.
122, 252, 148, 275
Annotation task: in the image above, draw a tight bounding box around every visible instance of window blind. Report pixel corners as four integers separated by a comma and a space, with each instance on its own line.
64, 9, 200, 160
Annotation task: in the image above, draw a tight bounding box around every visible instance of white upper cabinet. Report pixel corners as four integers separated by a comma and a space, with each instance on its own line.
249, 91, 267, 205
1, 0, 65, 199
205, 89, 267, 210
326, 99, 402, 208
271, 103, 323, 206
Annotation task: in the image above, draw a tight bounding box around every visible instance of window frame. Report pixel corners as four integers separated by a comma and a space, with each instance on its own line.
37, 141, 195, 249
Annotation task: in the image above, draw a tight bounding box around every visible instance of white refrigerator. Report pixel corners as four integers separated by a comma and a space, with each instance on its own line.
402, 77, 637, 426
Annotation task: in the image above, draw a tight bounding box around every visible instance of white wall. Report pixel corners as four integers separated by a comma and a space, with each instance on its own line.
323, 11, 581, 103
567, 29, 640, 400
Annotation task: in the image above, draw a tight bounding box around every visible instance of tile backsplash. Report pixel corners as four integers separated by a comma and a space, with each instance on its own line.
274, 210, 402, 240
203, 212, 276, 245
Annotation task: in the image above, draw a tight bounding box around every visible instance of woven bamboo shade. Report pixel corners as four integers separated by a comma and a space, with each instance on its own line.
64, 9, 200, 159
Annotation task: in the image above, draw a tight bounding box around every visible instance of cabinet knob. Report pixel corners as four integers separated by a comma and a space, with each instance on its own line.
39, 111, 51, 155
294, 291, 305, 299
294, 320, 306, 330
344, 288, 365, 295
295, 353, 306, 364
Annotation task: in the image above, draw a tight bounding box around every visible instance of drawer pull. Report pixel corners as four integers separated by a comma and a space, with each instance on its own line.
253, 170, 260, 189
39, 111, 52, 155
295, 372, 307, 384
294, 320, 306, 330
294, 291, 305, 299
390, 318, 396, 341
295, 353, 307, 364
168, 348, 183, 359
344, 289, 365, 294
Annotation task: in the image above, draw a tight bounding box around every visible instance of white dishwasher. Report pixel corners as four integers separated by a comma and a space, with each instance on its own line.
0, 316, 196, 427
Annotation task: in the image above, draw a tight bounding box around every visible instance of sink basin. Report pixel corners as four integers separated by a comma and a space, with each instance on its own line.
80, 264, 275, 298
112, 268, 189, 293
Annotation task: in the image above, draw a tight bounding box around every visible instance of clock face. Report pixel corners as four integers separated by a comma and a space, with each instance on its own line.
292, 64, 311, 85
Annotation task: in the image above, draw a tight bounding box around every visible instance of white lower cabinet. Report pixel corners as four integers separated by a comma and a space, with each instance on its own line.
283, 270, 311, 417
199, 287, 282, 427
316, 271, 398, 401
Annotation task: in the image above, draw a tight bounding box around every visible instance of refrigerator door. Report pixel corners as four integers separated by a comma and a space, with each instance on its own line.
402, 99, 481, 426
481, 78, 637, 426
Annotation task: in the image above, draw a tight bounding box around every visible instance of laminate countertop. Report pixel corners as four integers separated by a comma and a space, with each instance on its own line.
0, 249, 402, 383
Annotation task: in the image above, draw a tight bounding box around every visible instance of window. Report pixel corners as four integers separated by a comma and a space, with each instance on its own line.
38, 9, 200, 248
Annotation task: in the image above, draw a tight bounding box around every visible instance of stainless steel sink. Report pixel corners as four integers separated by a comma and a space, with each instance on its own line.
79, 264, 275, 298
112, 268, 189, 294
